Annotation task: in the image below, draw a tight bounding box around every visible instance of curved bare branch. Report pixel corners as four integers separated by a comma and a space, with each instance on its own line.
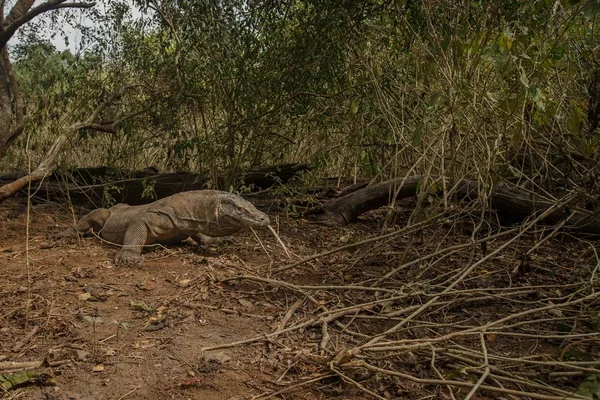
0, 0, 96, 49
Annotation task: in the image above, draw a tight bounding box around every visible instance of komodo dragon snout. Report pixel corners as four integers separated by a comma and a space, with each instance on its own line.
54, 190, 270, 266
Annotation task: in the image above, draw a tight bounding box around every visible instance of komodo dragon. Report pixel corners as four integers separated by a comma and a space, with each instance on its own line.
55, 190, 270, 266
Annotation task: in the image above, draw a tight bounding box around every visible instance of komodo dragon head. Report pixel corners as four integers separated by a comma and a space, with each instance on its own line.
217, 193, 270, 229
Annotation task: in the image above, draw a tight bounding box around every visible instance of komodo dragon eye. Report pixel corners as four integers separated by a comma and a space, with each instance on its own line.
235, 207, 244, 215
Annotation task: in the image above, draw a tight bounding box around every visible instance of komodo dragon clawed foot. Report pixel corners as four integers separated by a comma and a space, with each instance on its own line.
54, 190, 270, 266
114, 249, 144, 266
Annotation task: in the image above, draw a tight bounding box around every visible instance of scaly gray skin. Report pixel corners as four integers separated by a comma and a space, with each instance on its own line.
55, 190, 270, 266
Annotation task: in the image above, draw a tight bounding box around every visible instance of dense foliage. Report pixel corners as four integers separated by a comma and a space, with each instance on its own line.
4, 0, 600, 192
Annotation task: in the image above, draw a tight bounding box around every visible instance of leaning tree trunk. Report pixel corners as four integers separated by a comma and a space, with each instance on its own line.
0, 131, 72, 202
309, 175, 600, 235
0, 88, 140, 203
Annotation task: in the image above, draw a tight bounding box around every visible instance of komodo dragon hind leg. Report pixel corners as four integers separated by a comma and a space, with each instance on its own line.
54, 208, 111, 239
114, 219, 148, 266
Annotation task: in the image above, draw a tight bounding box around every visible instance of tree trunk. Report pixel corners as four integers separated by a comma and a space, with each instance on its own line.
0, 0, 96, 161
0, 49, 14, 153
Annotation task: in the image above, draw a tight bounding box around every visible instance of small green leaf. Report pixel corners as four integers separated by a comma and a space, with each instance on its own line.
577, 374, 600, 397
499, 32, 513, 51
530, 87, 545, 111
372, 63, 383, 79
567, 112, 582, 134
350, 100, 358, 116
412, 121, 424, 145
486, 91, 499, 104
111, 320, 131, 330
519, 70, 529, 88
441, 34, 451, 51
130, 301, 156, 313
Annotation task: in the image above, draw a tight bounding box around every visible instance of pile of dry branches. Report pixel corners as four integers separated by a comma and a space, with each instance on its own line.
198, 208, 600, 399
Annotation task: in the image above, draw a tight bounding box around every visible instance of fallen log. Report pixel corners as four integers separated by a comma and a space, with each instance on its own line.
22, 163, 309, 206
37, 172, 209, 205
308, 176, 600, 234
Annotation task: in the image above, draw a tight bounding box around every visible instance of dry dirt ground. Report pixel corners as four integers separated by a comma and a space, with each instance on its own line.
0, 194, 599, 400
0, 195, 369, 400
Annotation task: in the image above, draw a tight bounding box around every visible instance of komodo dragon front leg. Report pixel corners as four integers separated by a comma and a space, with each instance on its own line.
114, 212, 183, 266
114, 218, 152, 266
54, 208, 111, 239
